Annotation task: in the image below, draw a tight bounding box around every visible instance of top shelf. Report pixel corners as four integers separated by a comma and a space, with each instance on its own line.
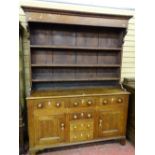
30, 45, 121, 51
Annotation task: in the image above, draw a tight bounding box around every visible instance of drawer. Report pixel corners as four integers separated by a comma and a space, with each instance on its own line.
70, 131, 93, 142
69, 111, 94, 120
33, 98, 68, 110
69, 97, 96, 108
99, 95, 125, 106
70, 120, 94, 132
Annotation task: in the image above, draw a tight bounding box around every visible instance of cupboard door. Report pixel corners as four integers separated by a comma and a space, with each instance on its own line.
34, 114, 66, 146
98, 109, 125, 138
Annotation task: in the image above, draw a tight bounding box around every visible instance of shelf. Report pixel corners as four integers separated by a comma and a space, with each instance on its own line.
31, 64, 121, 68
32, 78, 120, 82
30, 45, 121, 51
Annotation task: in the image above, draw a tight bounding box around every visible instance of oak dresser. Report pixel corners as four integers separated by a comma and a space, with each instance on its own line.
23, 6, 132, 155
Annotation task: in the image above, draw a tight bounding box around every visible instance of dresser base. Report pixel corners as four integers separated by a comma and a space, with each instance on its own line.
29, 136, 126, 155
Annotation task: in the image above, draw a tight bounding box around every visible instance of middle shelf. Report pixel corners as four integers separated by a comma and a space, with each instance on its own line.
30, 45, 122, 51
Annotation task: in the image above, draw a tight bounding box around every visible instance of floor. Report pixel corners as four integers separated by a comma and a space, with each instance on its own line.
25, 140, 135, 155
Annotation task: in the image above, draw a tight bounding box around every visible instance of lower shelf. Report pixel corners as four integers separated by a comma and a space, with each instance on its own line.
32, 78, 120, 82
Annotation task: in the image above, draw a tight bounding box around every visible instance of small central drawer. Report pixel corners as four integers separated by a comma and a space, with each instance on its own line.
69, 111, 94, 120
70, 120, 94, 132
69, 97, 96, 108
70, 130, 93, 142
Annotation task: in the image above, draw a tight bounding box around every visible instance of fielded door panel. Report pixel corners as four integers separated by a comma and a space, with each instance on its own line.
98, 109, 125, 138
34, 114, 66, 146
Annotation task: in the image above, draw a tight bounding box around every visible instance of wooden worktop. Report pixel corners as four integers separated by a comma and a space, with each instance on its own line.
27, 87, 129, 99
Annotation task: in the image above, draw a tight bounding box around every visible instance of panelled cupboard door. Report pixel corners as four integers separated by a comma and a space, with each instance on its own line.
34, 114, 66, 146
98, 109, 125, 138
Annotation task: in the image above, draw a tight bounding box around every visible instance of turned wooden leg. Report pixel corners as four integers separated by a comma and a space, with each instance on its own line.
29, 150, 36, 155
120, 138, 126, 145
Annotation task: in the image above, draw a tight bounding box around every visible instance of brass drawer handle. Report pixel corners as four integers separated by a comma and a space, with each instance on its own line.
37, 103, 43, 108
73, 114, 78, 119
60, 123, 65, 130
117, 98, 123, 103
61, 123, 65, 127
103, 100, 108, 104
87, 100, 92, 106
87, 124, 90, 128
99, 119, 102, 127
87, 113, 92, 118
73, 136, 77, 139
73, 125, 77, 129
103, 99, 108, 105
48, 101, 51, 106
99, 119, 103, 123
56, 102, 61, 107
81, 112, 84, 117
73, 102, 79, 107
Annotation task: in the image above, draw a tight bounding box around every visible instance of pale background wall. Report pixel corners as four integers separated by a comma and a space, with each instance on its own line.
19, 0, 135, 96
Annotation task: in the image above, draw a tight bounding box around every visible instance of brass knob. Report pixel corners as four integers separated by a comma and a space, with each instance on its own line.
56, 102, 61, 107
81, 124, 84, 127
37, 103, 43, 108
99, 119, 103, 123
74, 125, 77, 129
87, 134, 90, 138
80, 133, 83, 137
74, 136, 77, 139
87, 100, 92, 106
73, 114, 78, 119
103, 99, 108, 105
87, 113, 92, 118
117, 98, 123, 103
74, 102, 79, 106
87, 124, 90, 128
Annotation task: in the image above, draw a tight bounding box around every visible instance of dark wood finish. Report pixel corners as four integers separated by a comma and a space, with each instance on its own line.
23, 7, 132, 155
22, 7, 131, 28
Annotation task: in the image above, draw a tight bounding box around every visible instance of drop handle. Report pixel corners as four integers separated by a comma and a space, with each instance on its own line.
99, 119, 103, 127
60, 123, 65, 130
99, 119, 103, 123
61, 123, 65, 127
